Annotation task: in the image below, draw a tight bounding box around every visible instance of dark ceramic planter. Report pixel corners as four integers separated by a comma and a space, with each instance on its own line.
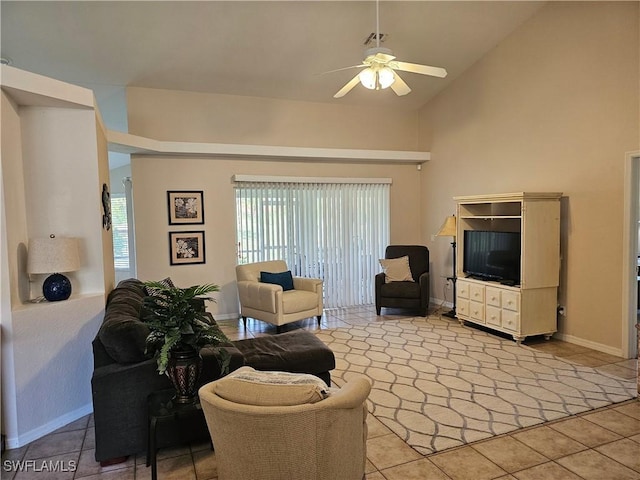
165, 345, 203, 404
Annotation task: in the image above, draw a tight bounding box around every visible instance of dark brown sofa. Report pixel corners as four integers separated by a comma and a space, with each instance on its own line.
91, 279, 335, 464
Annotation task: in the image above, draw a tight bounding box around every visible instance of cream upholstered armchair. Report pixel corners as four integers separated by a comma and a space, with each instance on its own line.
199, 367, 371, 480
235, 260, 323, 331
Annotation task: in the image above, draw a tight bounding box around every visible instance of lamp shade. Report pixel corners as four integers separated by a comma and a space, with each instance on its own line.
436, 216, 457, 238
27, 236, 80, 274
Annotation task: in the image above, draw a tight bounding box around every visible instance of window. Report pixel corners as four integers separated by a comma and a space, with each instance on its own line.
111, 194, 129, 270
234, 176, 390, 308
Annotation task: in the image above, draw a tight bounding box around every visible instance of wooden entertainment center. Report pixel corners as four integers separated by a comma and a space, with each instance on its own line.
454, 192, 562, 343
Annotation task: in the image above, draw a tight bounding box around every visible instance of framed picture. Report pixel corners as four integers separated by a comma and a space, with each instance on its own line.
167, 190, 204, 225
169, 231, 206, 265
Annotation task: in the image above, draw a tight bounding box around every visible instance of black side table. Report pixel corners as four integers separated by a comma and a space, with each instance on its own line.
146, 389, 211, 480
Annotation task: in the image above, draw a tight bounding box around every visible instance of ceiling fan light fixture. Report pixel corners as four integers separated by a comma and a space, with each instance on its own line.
378, 66, 395, 89
359, 66, 395, 91
358, 67, 377, 90
330, 0, 445, 98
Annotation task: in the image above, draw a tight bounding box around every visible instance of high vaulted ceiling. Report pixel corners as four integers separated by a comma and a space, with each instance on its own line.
1, 1, 544, 131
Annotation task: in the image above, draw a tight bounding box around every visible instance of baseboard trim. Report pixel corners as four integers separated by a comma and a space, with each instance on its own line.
553, 332, 624, 358
431, 298, 453, 310
430, 297, 626, 358
4, 403, 93, 449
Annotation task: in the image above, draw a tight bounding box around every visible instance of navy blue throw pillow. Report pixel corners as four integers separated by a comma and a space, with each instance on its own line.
260, 271, 294, 291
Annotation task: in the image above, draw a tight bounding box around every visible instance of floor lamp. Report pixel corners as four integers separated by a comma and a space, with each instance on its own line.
437, 215, 457, 318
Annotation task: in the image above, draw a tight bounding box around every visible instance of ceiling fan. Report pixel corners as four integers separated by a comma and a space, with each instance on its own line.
330, 0, 447, 98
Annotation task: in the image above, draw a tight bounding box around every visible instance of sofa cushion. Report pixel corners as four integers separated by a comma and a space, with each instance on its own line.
210, 366, 329, 406
282, 289, 319, 313
99, 279, 150, 363
379, 280, 421, 299
234, 329, 335, 375
260, 270, 294, 291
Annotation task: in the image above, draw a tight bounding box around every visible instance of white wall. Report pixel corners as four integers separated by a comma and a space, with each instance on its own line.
19, 107, 106, 298
1, 92, 29, 308
9, 297, 103, 447
127, 87, 421, 151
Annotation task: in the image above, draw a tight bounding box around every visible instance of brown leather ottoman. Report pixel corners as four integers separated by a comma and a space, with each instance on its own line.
233, 329, 335, 386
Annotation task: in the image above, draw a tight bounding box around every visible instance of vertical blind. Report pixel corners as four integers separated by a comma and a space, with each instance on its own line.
234, 176, 390, 308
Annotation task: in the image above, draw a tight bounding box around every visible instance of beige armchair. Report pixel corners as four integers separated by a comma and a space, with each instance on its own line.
199, 367, 371, 480
235, 260, 323, 331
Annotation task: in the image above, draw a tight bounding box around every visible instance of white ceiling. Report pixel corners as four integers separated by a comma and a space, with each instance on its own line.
1, 1, 544, 132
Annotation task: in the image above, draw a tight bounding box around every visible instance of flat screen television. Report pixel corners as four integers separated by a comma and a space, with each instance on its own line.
463, 230, 521, 284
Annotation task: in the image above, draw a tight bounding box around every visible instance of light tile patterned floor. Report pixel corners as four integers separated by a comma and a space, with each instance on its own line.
2, 306, 638, 480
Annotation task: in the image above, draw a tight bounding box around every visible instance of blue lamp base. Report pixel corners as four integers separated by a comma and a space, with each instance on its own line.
43, 273, 72, 302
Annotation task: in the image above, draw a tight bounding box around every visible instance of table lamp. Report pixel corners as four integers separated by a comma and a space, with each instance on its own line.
436, 215, 457, 318
27, 234, 80, 302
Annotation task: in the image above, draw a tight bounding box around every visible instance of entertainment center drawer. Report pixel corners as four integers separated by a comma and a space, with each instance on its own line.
469, 284, 485, 302
486, 287, 502, 308
502, 290, 520, 312
469, 301, 485, 322
457, 299, 469, 317
502, 309, 520, 332
457, 281, 470, 299
486, 305, 501, 327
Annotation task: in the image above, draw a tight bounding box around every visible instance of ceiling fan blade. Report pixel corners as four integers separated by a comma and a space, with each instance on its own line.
394, 61, 448, 78
322, 64, 366, 75
334, 73, 362, 98
390, 72, 411, 96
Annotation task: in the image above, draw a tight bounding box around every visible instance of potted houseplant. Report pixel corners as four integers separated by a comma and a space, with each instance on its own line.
142, 281, 231, 404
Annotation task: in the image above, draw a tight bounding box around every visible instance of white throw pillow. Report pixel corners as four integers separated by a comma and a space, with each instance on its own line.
379, 256, 414, 283
211, 366, 330, 406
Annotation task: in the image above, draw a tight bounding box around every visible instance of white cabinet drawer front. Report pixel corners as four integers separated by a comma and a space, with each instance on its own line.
457, 299, 470, 316
502, 290, 520, 312
486, 287, 502, 308
502, 309, 520, 331
486, 306, 501, 326
469, 301, 485, 322
457, 281, 470, 299
469, 284, 485, 302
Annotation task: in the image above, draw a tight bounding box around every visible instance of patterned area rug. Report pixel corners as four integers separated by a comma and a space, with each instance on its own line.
315, 313, 637, 455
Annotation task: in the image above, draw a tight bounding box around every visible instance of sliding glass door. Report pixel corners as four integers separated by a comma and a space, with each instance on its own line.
235, 176, 390, 308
